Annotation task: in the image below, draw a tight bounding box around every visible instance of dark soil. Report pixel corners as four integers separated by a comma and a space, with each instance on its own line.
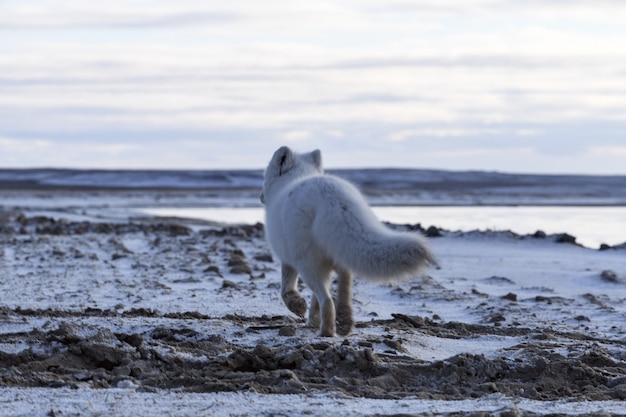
1, 307, 625, 402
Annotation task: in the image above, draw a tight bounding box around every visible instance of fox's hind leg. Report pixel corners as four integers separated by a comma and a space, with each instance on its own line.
281, 264, 307, 318
300, 262, 335, 337
335, 267, 354, 336
308, 295, 320, 329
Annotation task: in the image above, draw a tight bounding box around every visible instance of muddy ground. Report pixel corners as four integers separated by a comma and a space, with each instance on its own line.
2, 307, 626, 402
1, 211, 626, 414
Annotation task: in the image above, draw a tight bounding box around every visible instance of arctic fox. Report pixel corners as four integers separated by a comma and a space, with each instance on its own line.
261, 146, 436, 337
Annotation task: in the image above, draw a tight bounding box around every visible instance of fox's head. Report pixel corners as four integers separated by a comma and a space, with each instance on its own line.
260, 146, 323, 204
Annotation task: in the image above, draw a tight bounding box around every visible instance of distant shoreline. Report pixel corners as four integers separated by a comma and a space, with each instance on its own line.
1, 167, 625, 207
1, 183, 625, 207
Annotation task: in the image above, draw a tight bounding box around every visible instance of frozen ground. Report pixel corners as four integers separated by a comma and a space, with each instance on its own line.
1, 199, 626, 416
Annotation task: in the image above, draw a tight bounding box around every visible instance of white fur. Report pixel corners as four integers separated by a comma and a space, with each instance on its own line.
261, 146, 436, 336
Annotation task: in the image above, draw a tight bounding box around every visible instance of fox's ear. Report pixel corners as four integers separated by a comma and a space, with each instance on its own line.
311, 149, 322, 170
272, 146, 295, 176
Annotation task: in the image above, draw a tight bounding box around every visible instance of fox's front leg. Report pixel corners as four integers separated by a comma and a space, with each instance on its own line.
281, 264, 307, 317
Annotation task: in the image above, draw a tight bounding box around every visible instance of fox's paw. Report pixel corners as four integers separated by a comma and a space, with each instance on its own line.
336, 304, 354, 336
319, 318, 336, 337
282, 290, 307, 317
336, 317, 354, 336
319, 328, 336, 337
283, 292, 307, 317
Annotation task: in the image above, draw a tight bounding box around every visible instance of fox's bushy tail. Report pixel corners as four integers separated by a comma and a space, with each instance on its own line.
313, 209, 437, 281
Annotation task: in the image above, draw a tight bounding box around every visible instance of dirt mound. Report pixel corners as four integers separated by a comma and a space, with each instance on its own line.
1, 309, 625, 402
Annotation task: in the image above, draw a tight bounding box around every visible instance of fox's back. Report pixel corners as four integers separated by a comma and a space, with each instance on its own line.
266, 173, 383, 259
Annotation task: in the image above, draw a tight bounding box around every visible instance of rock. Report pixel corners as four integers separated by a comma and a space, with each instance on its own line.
117, 333, 144, 348
425, 226, 442, 237
488, 314, 506, 324
600, 269, 620, 283
555, 233, 577, 244
612, 242, 626, 250
501, 292, 517, 302
278, 326, 296, 337
383, 339, 406, 353
228, 254, 252, 275
229, 264, 252, 275
116, 379, 139, 389
253, 253, 274, 262
112, 365, 131, 377
203, 265, 221, 275
221, 280, 242, 290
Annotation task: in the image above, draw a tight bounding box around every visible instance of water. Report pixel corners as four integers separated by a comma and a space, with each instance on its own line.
139, 206, 626, 249
2, 168, 625, 248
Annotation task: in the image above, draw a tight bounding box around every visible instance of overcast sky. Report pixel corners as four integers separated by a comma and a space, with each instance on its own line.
1, 0, 626, 173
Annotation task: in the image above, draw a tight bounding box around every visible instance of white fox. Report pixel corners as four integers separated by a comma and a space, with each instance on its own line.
260, 146, 436, 337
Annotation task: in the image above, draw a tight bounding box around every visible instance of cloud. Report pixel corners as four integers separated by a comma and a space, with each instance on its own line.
324, 130, 345, 138
282, 130, 312, 142
421, 146, 535, 160
1, 1, 625, 172
0, 3, 241, 29
388, 128, 502, 142
0, 134, 269, 169
0, 137, 51, 152
367, 0, 626, 18
589, 146, 626, 157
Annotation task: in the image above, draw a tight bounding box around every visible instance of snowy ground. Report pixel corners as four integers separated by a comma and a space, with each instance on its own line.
1, 196, 626, 416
